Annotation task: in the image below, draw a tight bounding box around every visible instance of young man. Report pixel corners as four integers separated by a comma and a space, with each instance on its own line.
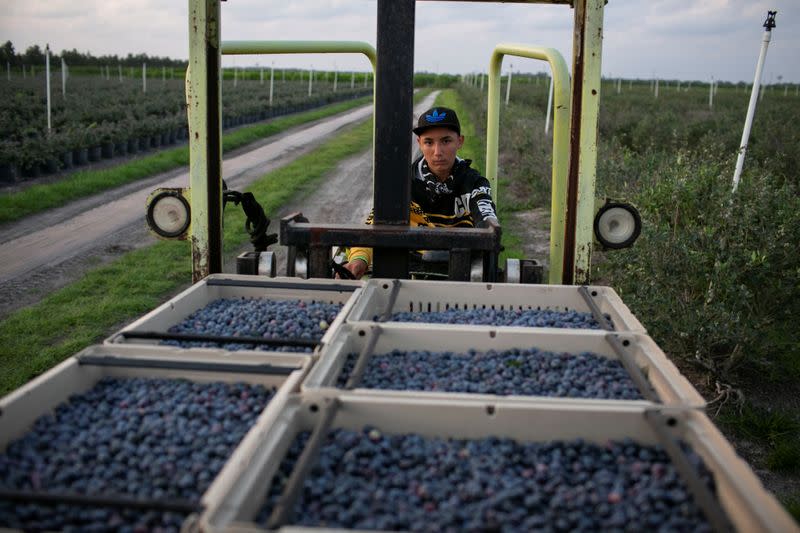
341, 106, 499, 279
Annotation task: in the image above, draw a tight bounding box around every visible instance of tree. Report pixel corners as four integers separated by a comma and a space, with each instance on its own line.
0, 41, 17, 67
23, 44, 45, 66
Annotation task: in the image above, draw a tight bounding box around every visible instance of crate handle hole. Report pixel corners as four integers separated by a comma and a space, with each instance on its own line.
486, 405, 496, 416
666, 417, 677, 427
309, 404, 319, 413
358, 330, 366, 337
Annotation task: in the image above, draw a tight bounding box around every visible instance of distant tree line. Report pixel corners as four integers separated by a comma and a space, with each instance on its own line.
0, 41, 187, 68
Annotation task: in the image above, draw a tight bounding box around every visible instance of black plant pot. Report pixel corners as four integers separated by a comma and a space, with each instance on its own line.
0, 163, 18, 184
73, 148, 89, 166
61, 151, 73, 170
21, 164, 41, 179
88, 146, 102, 162
101, 142, 114, 159
43, 158, 60, 175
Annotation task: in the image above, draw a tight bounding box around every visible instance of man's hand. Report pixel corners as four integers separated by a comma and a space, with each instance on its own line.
336, 258, 368, 280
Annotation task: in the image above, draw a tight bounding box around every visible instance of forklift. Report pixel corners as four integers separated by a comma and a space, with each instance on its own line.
146, 0, 640, 285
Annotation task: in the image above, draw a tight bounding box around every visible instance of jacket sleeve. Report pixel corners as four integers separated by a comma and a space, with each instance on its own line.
345, 210, 374, 266
468, 175, 499, 227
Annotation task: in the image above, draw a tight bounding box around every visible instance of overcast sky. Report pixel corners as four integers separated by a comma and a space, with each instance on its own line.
2, 1, 798, 83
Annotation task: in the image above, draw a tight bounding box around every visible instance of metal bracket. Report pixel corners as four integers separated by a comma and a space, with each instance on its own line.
604, 334, 660, 403
644, 410, 735, 533
77, 354, 297, 375
117, 331, 318, 349
266, 398, 340, 528
344, 325, 382, 389
578, 285, 614, 330
0, 488, 203, 514
378, 279, 402, 322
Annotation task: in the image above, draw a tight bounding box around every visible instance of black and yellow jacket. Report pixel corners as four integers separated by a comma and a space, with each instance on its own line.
347, 155, 499, 266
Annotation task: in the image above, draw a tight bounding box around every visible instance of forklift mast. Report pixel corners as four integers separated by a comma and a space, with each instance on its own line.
185, 0, 605, 284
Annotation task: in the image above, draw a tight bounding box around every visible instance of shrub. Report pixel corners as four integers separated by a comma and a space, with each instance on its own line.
598, 152, 800, 382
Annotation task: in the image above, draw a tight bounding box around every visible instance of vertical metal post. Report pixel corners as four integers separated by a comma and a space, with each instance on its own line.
732, 11, 776, 193
563, 0, 604, 285
61, 58, 67, 97
505, 65, 513, 105
45, 45, 51, 133
372, 0, 414, 279
187, 0, 223, 282
545, 74, 553, 135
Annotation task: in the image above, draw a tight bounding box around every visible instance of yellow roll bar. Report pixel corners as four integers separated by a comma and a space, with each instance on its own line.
486, 44, 570, 284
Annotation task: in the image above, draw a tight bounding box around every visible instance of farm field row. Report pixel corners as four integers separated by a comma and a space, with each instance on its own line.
0, 76, 370, 182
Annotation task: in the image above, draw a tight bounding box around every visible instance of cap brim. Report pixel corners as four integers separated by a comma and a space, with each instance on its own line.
413, 124, 460, 136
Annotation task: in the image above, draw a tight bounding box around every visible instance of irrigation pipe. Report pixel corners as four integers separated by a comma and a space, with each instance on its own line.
732, 11, 777, 193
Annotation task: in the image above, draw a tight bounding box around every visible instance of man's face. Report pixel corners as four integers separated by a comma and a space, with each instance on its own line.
417, 127, 464, 181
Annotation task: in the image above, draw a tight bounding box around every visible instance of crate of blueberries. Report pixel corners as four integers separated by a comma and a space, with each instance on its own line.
0, 343, 310, 532
303, 324, 705, 408
198, 394, 795, 532
105, 274, 362, 356
345, 278, 647, 333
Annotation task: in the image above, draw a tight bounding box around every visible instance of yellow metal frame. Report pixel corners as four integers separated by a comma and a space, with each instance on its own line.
187, 0, 606, 285
186, 31, 377, 281
486, 44, 570, 284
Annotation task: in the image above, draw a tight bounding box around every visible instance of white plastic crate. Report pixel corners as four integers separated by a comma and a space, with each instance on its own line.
0, 344, 309, 529
303, 324, 705, 409
200, 394, 796, 533
346, 278, 647, 333
105, 274, 362, 356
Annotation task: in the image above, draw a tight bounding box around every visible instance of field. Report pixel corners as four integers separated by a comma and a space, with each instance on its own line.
0, 68, 798, 521
449, 76, 800, 515
0, 73, 369, 181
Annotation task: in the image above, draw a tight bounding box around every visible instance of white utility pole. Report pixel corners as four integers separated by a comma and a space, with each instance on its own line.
545, 74, 554, 135
45, 45, 52, 132
505, 64, 513, 106
733, 11, 777, 193
61, 58, 67, 97
709, 77, 714, 109
269, 63, 274, 106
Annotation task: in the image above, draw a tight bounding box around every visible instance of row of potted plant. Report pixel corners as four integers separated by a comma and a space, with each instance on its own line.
0, 89, 371, 184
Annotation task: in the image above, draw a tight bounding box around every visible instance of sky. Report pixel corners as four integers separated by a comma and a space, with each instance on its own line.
1, 0, 798, 84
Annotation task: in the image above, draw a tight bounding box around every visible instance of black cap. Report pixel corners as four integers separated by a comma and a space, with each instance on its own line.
413, 107, 461, 136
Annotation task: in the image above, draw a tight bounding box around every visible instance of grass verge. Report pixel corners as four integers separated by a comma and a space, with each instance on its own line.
0, 96, 371, 225
0, 117, 375, 395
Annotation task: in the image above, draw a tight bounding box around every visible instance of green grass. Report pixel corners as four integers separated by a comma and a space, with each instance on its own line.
0, 116, 375, 395
718, 403, 800, 474
719, 404, 800, 445
784, 492, 800, 523
0, 96, 371, 225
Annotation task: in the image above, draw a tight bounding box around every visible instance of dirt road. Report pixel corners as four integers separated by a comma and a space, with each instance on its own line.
0, 93, 438, 318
